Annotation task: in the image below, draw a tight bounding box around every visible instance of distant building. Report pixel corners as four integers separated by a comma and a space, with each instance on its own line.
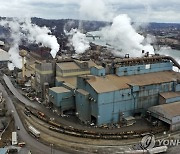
0, 41, 5, 47
0, 49, 9, 68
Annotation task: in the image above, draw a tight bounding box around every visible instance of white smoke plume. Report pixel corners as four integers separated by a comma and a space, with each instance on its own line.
21, 18, 59, 58
0, 19, 23, 70
99, 14, 154, 57
0, 18, 59, 70
68, 29, 90, 54
79, 0, 155, 57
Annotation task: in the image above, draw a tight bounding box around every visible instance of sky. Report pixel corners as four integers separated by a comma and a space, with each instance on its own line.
0, 0, 180, 23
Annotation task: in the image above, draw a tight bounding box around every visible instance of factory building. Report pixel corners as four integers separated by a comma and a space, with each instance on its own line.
55, 60, 96, 87
48, 60, 96, 111
49, 87, 74, 113
148, 101, 180, 131
159, 92, 180, 104
56, 60, 96, 78
34, 61, 55, 98
0, 49, 9, 68
75, 56, 180, 126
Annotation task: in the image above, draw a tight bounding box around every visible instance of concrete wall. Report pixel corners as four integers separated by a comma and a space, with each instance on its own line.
116, 62, 173, 77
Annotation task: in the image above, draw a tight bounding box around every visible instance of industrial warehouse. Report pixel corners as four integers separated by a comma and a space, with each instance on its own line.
7, 47, 179, 131
0, 39, 180, 154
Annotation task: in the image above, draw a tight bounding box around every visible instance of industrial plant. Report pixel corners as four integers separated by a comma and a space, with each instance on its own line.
7, 44, 180, 131
0, 16, 180, 154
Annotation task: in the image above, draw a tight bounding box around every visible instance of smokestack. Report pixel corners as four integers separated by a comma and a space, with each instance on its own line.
19, 50, 27, 80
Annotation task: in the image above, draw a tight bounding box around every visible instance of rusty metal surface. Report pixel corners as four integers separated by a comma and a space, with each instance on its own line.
115, 55, 180, 69
160, 92, 180, 99
149, 101, 180, 119
56, 62, 80, 70
56, 76, 77, 87
49, 87, 70, 93
87, 71, 180, 93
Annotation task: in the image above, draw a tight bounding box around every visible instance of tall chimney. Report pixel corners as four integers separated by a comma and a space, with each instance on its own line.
19, 50, 27, 80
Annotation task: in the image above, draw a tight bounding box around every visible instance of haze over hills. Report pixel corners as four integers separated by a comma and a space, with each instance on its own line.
0, 17, 180, 37
0, 17, 180, 56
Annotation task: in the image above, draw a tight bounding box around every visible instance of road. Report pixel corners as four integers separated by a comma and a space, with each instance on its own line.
0, 82, 68, 154
3, 74, 60, 123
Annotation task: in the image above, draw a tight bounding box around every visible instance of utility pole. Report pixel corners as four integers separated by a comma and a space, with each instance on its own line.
50, 143, 54, 154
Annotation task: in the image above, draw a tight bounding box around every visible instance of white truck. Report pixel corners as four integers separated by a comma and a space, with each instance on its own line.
28, 125, 40, 138
12, 132, 18, 145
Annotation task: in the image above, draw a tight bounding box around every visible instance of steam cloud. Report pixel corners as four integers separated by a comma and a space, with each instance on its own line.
79, 0, 155, 57
65, 28, 90, 54
100, 14, 154, 57
0, 19, 23, 70
71, 29, 90, 54
0, 18, 59, 70
21, 18, 59, 58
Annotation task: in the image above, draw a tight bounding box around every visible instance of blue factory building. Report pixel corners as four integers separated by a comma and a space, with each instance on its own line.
49, 87, 74, 113
75, 56, 180, 125
48, 55, 180, 126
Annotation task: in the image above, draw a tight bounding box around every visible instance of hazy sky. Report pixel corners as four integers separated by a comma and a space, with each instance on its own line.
0, 0, 180, 23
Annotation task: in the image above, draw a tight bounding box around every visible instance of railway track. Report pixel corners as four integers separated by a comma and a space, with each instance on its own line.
25, 106, 167, 140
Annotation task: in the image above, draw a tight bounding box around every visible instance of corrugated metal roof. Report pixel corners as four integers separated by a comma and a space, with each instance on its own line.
86, 71, 180, 93
63, 82, 76, 90
49, 87, 70, 93
149, 101, 180, 120
92, 65, 104, 69
87, 60, 97, 67
0, 49, 9, 61
77, 89, 89, 95
56, 76, 77, 87
57, 62, 80, 70
160, 92, 180, 99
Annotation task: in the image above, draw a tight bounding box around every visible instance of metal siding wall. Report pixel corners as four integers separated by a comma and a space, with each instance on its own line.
49, 90, 60, 107
77, 77, 99, 121
60, 92, 74, 111
75, 91, 90, 123
98, 103, 114, 125
172, 116, 180, 124
166, 97, 180, 104
176, 84, 180, 92
55, 80, 64, 87
90, 67, 105, 76
91, 102, 98, 117
98, 92, 114, 105
116, 62, 173, 76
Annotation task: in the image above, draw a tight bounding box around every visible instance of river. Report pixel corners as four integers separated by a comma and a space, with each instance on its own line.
156, 48, 180, 72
